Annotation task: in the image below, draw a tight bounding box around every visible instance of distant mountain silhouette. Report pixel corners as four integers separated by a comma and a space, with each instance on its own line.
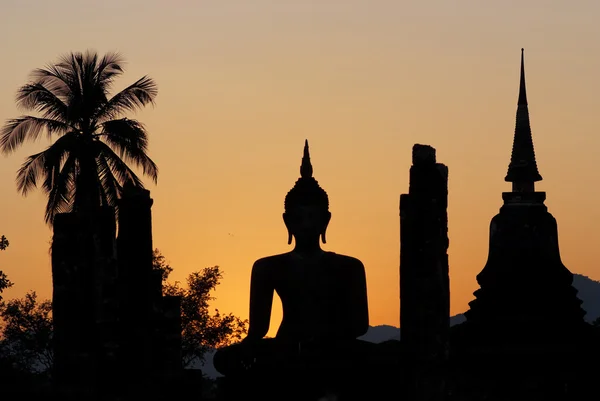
358, 324, 401, 343
197, 351, 221, 379
358, 314, 467, 343
198, 273, 600, 378
572, 274, 600, 322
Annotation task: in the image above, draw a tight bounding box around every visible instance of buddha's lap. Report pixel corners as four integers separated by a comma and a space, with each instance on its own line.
214, 338, 377, 375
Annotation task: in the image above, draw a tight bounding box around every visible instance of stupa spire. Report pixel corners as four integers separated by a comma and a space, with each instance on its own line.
518, 48, 528, 106
505, 48, 543, 192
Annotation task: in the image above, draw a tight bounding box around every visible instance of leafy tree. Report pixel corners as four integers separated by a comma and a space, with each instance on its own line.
152, 248, 173, 283
153, 249, 248, 367
0, 236, 12, 300
0, 51, 159, 225
0, 291, 53, 374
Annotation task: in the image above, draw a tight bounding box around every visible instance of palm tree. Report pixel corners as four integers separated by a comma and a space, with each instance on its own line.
0, 51, 158, 225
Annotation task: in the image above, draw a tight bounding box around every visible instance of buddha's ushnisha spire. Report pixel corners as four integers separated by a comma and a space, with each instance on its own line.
300, 139, 313, 178
284, 139, 329, 213
505, 48, 543, 192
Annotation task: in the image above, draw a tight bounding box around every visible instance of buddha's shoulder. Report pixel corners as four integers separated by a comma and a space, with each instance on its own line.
326, 252, 365, 269
251, 252, 365, 270
252, 253, 292, 268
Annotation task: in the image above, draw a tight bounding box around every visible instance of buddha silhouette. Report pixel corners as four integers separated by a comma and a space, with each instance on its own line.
213, 140, 371, 381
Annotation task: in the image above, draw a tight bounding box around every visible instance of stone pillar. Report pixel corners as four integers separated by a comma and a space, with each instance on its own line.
116, 184, 186, 400
400, 144, 450, 401
51, 206, 117, 395
116, 183, 156, 387
92, 208, 121, 398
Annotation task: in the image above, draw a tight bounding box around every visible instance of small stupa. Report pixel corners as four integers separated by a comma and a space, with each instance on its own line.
463, 50, 586, 340
449, 49, 594, 398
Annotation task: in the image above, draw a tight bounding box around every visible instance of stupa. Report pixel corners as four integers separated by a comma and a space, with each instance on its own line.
463, 50, 586, 341
449, 49, 595, 399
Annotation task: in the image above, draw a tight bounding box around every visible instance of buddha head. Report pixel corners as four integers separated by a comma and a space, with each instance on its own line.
283, 140, 331, 246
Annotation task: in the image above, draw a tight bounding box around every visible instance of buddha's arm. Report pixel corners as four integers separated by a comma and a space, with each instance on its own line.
245, 260, 274, 341
350, 261, 370, 337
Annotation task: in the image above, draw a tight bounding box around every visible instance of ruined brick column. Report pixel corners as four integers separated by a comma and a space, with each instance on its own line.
400, 144, 450, 401
115, 181, 185, 398
51, 206, 118, 395
52, 213, 89, 390
116, 182, 156, 387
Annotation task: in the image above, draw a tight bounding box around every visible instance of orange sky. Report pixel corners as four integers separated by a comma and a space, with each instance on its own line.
2, 1, 600, 337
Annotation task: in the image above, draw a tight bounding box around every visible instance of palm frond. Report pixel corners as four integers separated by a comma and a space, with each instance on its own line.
16, 151, 46, 196
100, 118, 148, 151
100, 118, 158, 182
0, 116, 70, 155
96, 152, 122, 207
94, 76, 157, 122
80, 52, 111, 125
29, 64, 74, 100
95, 141, 144, 187
15, 83, 69, 121
45, 155, 76, 225
56, 52, 84, 103
95, 52, 124, 95
37, 134, 78, 195
83, 51, 98, 85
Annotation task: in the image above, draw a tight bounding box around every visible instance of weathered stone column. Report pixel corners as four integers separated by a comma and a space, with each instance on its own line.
116, 182, 156, 385
51, 206, 117, 395
111, 181, 186, 399
400, 144, 450, 401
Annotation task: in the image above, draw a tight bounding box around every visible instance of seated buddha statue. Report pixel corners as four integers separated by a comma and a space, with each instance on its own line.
214, 140, 374, 386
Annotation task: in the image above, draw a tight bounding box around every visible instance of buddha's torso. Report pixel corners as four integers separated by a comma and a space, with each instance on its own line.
262, 251, 357, 342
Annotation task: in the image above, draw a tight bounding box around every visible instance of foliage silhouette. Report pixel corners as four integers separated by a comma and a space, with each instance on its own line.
0, 51, 159, 225
0, 235, 8, 251
152, 248, 173, 283
0, 236, 12, 300
0, 273, 11, 302
0, 291, 53, 374
153, 249, 248, 368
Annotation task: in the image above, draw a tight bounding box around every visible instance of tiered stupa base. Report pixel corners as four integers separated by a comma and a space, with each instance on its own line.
449, 193, 599, 399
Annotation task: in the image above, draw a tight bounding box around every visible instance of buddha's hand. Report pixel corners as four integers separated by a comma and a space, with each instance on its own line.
239, 346, 258, 371
240, 356, 256, 371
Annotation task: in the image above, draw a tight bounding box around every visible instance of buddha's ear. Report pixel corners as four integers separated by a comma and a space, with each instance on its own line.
283, 213, 293, 245
324, 211, 331, 225
321, 211, 331, 244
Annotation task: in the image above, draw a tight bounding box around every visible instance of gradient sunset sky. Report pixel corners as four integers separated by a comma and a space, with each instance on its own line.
2, 1, 600, 336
